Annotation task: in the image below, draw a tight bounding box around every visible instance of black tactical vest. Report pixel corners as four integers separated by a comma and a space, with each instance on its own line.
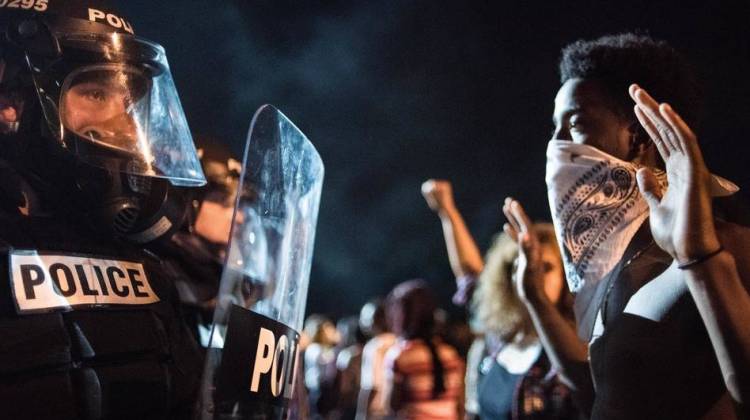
0, 212, 202, 420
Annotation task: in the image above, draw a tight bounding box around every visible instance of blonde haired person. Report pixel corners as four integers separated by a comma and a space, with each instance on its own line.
472, 224, 569, 346
422, 180, 580, 419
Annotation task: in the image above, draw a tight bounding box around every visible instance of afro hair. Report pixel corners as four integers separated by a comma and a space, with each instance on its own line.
559, 33, 702, 129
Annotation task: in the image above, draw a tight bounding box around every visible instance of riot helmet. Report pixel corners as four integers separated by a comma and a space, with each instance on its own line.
0, 0, 206, 242
169, 135, 241, 267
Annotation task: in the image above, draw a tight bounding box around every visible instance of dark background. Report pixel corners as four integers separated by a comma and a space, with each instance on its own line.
121, 1, 750, 320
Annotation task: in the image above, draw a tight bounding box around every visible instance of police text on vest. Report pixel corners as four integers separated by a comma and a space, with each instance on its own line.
10, 251, 159, 313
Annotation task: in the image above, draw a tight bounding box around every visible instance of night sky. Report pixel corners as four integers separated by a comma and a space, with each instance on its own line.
120, 1, 750, 319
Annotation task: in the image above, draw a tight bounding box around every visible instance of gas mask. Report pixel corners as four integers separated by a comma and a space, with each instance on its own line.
0, 5, 206, 243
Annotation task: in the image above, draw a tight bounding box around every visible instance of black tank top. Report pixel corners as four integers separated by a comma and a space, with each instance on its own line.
588, 228, 726, 419
0, 213, 202, 419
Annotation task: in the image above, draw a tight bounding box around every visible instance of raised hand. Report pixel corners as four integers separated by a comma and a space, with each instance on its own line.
629, 84, 721, 263
421, 179, 456, 213
502, 198, 547, 303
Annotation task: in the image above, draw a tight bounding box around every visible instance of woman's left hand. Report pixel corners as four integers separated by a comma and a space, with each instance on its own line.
629, 84, 721, 263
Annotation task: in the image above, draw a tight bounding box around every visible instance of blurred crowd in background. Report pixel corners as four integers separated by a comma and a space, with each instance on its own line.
297, 180, 581, 420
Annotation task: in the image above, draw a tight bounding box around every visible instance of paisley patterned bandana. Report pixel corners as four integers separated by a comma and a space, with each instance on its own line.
545, 140, 737, 293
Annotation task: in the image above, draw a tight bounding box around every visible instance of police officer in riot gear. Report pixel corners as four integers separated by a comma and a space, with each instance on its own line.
0, 1, 207, 418
162, 136, 241, 347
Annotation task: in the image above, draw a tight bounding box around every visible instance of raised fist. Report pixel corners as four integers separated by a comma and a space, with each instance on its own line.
421, 179, 455, 212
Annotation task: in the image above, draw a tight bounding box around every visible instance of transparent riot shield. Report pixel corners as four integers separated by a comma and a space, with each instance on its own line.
198, 105, 324, 419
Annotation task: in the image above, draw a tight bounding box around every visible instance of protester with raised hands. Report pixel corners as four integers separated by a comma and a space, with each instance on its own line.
518, 32, 750, 419
502, 198, 593, 413
422, 180, 581, 419
630, 83, 750, 410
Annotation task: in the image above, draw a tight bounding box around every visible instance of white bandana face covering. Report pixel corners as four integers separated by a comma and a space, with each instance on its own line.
545, 140, 738, 293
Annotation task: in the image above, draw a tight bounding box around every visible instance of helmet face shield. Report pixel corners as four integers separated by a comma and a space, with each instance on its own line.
61, 64, 150, 156
42, 33, 206, 187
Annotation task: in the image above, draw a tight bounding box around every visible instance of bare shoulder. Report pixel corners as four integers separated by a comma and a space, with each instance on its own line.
715, 220, 750, 255
437, 342, 460, 358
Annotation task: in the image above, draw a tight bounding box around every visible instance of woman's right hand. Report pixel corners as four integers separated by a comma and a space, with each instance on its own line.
421, 179, 456, 213
502, 198, 548, 304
